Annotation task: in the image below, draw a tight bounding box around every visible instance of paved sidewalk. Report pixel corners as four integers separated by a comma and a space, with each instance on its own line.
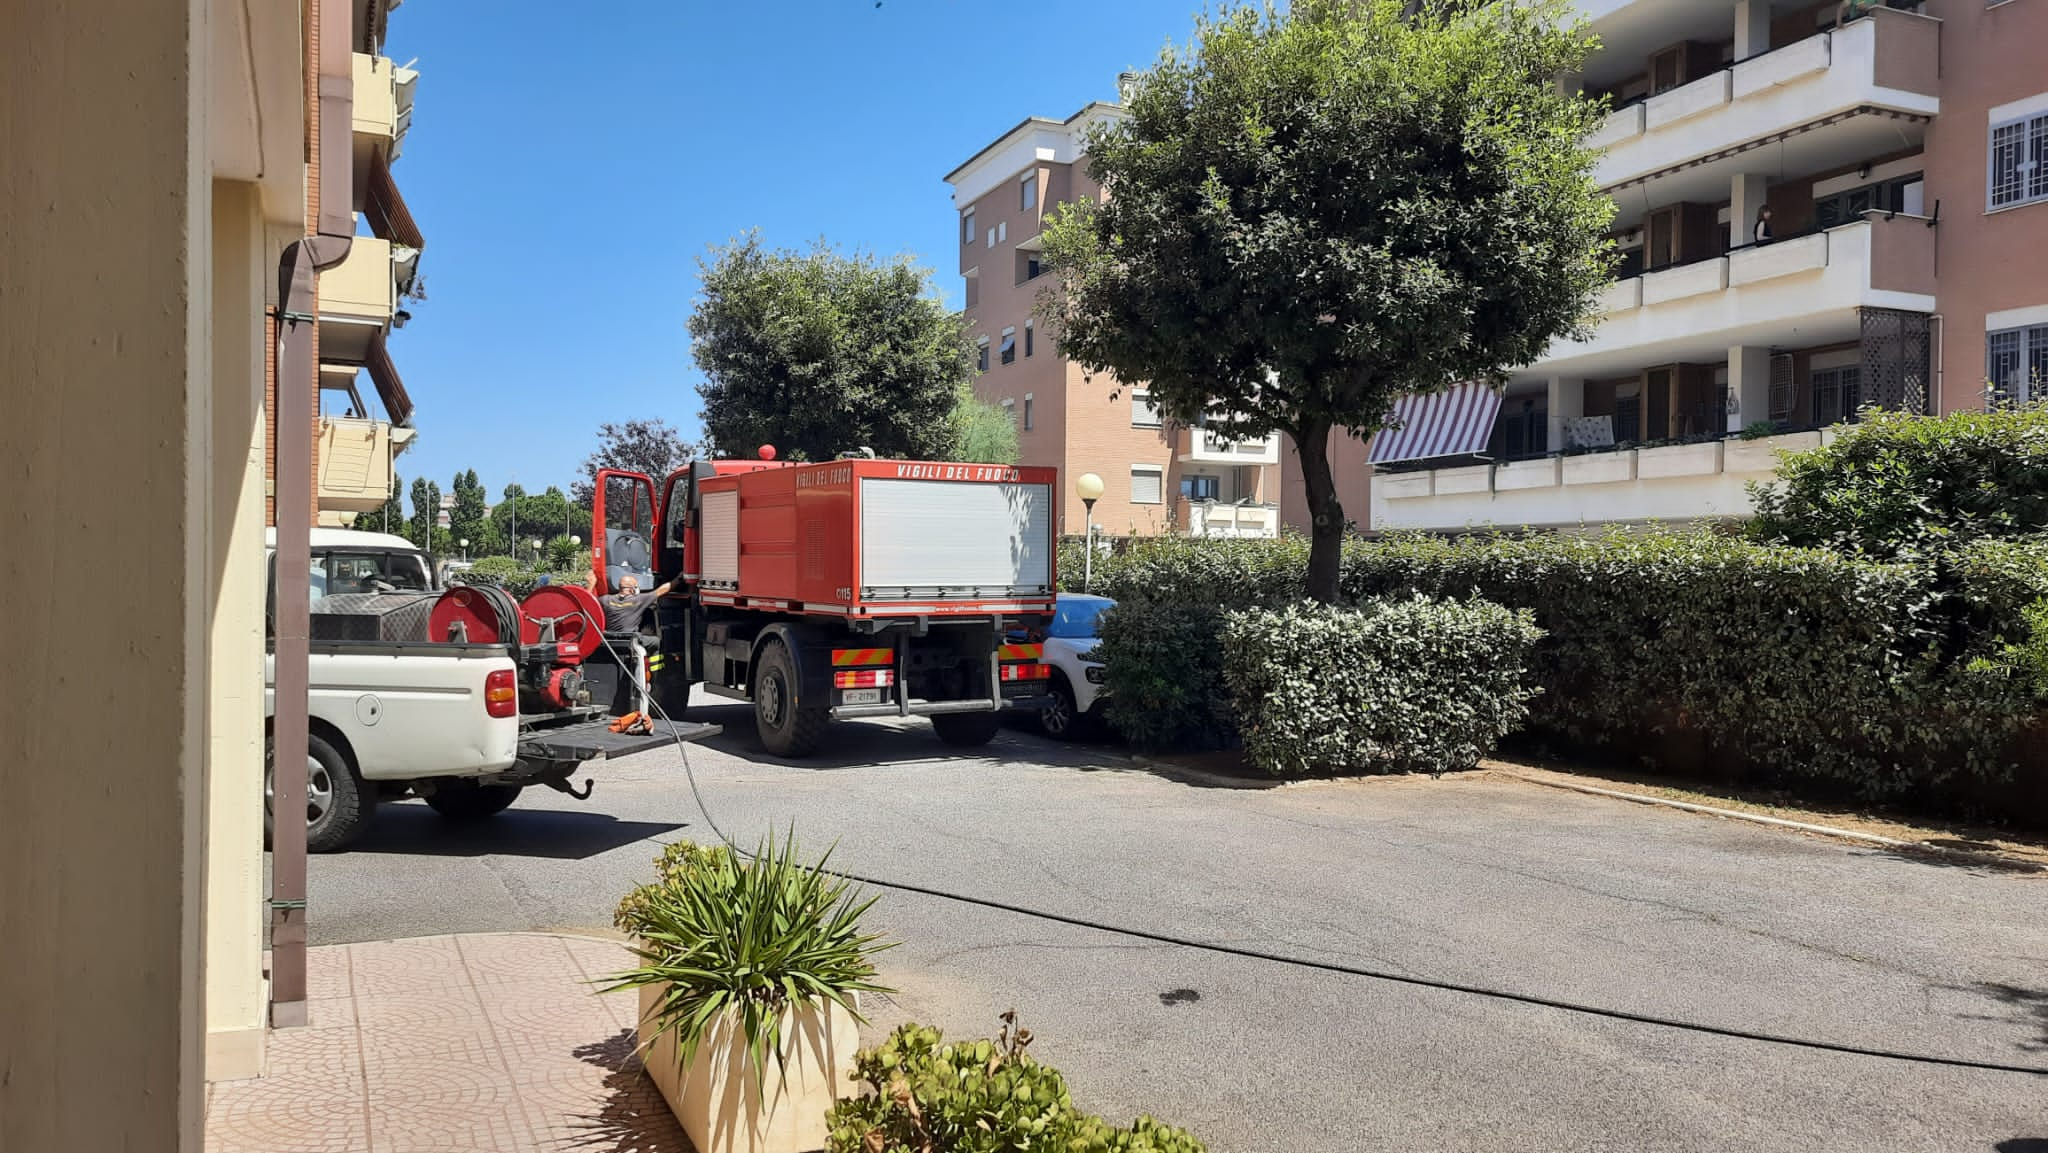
206, 933, 689, 1153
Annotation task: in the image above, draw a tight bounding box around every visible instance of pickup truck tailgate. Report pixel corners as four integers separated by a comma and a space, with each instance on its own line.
519, 717, 721, 764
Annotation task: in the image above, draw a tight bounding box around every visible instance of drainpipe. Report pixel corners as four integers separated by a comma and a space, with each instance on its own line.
271, 0, 355, 1030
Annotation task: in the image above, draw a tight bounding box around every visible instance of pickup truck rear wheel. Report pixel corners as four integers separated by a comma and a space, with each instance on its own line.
424, 781, 523, 820
265, 731, 375, 854
755, 641, 826, 757
932, 711, 1002, 748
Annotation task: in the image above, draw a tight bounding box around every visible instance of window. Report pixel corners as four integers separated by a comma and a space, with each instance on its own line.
1811, 366, 1863, 425
986, 226, 996, 250
1989, 111, 2048, 210
1131, 390, 1161, 427
1180, 474, 1221, 502
1020, 173, 1037, 210
1988, 324, 2048, 405
997, 221, 1008, 243
962, 208, 976, 244
1000, 397, 1016, 427
999, 327, 1017, 366
1024, 320, 1034, 357
1023, 393, 1034, 431
976, 337, 990, 373
1131, 466, 1164, 505
963, 273, 979, 310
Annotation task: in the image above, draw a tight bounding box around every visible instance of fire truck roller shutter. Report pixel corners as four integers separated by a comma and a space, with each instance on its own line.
858, 479, 1053, 599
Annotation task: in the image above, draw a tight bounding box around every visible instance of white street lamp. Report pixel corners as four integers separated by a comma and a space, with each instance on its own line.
459, 538, 469, 562
1075, 472, 1105, 593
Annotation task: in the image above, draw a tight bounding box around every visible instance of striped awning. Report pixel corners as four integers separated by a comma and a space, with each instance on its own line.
1368, 382, 1504, 465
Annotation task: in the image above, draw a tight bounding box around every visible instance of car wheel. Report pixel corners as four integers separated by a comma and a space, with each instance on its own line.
424, 781, 523, 820
265, 731, 375, 854
1038, 673, 1081, 741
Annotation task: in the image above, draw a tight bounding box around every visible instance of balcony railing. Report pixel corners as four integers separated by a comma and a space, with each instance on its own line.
1591, 10, 1941, 191
317, 416, 415, 514
1370, 430, 1834, 532
1182, 500, 1280, 539
1180, 425, 1281, 465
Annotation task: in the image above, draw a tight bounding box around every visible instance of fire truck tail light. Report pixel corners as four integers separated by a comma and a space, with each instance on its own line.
484, 669, 518, 718
999, 663, 1051, 682
833, 669, 895, 689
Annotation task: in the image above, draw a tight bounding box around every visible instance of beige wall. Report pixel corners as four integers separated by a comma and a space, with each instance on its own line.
1922, 0, 2048, 414
2, 0, 211, 1149
206, 180, 272, 1082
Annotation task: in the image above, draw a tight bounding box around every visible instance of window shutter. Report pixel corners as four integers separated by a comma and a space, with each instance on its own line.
1768, 354, 1795, 422
1130, 469, 1163, 504
1131, 392, 1160, 427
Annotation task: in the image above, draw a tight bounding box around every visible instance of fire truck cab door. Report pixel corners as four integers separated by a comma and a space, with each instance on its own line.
658, 467, 695, 585
591, 469, 659, 596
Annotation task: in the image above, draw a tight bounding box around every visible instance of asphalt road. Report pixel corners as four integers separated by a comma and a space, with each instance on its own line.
301, 702, 2048, 1152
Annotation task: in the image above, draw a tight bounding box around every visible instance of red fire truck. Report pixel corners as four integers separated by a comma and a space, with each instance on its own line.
590, 449, 1060, 755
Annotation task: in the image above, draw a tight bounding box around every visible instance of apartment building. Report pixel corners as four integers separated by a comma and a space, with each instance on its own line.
945, 107, 1374, 540
1373, 0, 2048, 532
302, 2, 423, 526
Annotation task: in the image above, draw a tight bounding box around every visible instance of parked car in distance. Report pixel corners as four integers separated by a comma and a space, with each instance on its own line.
1022, 593, 1113, 740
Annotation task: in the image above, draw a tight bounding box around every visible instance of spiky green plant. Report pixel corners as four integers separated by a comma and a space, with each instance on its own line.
602, 833, 893, 1094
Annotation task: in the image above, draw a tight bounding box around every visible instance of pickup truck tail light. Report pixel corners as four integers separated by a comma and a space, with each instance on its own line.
484, 669, 518, 718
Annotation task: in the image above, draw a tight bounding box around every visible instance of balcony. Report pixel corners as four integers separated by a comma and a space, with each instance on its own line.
317, 237, 407, 363
1592, 10, 1940, 194
1370, 430, 1831, 533
352, 53, 418, 161
316, 416, 415, 514
1179, 425, 1282, 466
1528, 216, 1935, 380
1182, 500, 1280, 539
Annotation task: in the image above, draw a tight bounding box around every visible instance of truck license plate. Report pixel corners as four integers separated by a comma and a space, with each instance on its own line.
841, 688, 883, 706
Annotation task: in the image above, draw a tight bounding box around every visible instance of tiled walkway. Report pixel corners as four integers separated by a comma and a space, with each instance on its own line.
206, 933, 691, 1153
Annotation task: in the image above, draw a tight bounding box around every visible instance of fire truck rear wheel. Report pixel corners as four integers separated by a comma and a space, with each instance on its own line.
932, 711, 1002, 748
755, 641, 826, 757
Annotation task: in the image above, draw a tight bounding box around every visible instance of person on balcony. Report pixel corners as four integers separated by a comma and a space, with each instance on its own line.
1754, 205, 1776, 247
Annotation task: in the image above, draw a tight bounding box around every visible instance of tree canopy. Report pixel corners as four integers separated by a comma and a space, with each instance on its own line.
691, 234, 974, 463
1040, 0, 1613, 599
571, 419, 694, 508
949, 391, 1022, 465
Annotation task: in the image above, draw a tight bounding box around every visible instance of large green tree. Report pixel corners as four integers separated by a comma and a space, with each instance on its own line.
571, 418, 695, 513
408, 476, 441, 551
491, 483, 586, 562
449, 469, 490, 553
949, 390, 1021, 465
691, 234, 974, 462
1040, 0, 1613, 600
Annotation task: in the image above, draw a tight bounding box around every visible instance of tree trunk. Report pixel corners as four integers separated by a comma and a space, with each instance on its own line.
1293, 418, 1345, 604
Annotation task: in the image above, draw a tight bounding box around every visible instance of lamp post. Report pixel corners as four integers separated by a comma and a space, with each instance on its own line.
459, 538, 469, 562
1075, 472, 1104, 593
531, 537, 543, 565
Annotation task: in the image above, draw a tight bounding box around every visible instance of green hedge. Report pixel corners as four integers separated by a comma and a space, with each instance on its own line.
1222, 597, 1541, 777
1087, 530, 2048, 803
1096, 601, 1238, 750
1749, 405, 2048, 558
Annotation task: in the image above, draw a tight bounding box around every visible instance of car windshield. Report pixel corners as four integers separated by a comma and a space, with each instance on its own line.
1048, 597, 1112, 639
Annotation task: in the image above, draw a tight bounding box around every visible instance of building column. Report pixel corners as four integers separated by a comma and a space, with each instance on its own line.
2, 0, 210, 1149
1546, 376, 1586, 452
1731, 172, 1770, 251
1729, 345, 1773, 433
1735, 0, 1772, 62
205, 180, 271, 1082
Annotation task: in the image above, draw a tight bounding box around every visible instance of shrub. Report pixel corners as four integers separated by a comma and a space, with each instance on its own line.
1094, 600, 1237, 750
1222, 597, 1542, 777
1749, 405, 2048, 558
826, 1015, 1205, 1153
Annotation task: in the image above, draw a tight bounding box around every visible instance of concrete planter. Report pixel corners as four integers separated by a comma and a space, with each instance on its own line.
1724, 431, 1822, 473
638, 982, 860, 1153
1561, 450, 1636, 486
1636, 441, 1723, 479
1434, 465, 1493, 495
1495, 458, 1561, 492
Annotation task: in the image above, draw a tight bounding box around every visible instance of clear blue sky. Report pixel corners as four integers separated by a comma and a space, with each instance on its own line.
379, 0, 1205, 505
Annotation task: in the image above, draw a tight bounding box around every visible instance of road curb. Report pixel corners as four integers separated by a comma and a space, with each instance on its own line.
1490, 767, 2043, 873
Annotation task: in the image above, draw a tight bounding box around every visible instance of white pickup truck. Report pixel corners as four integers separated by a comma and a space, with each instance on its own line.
265, 529, 711, 851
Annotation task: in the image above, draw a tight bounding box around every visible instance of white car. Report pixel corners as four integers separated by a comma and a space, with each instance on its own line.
1031, 594, 1114, 740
